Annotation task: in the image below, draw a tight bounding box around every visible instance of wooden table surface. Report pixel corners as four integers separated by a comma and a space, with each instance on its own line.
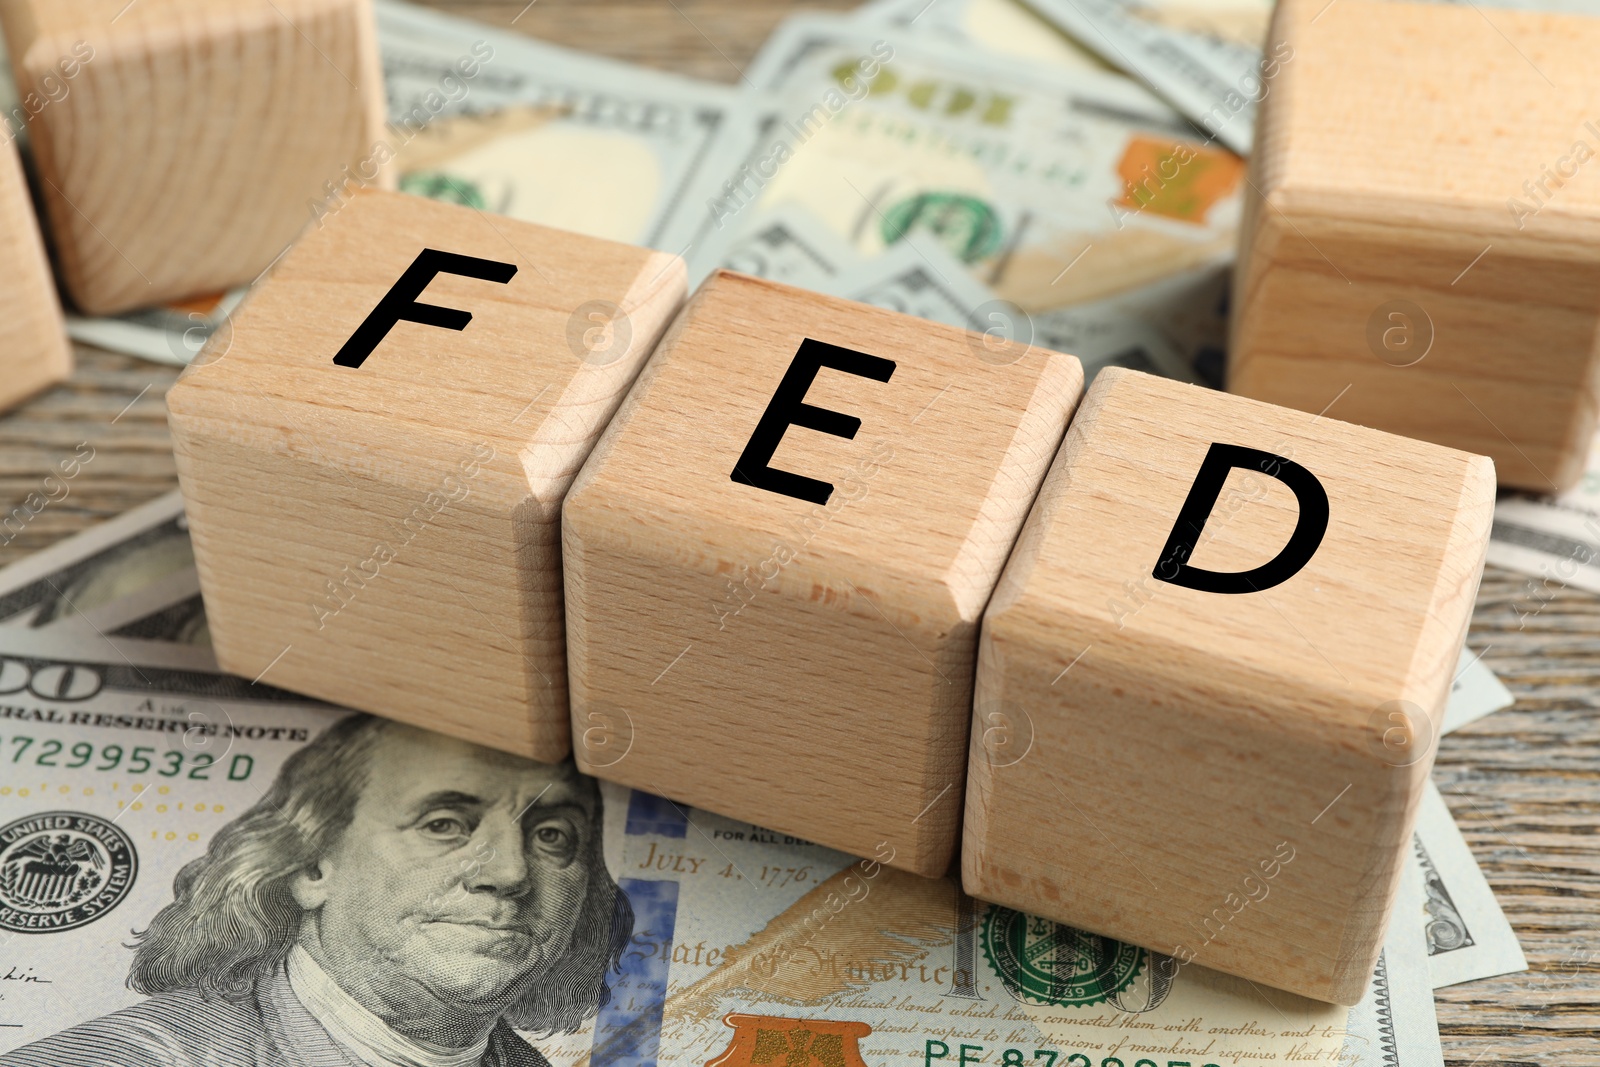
1, 2, 1595, 1063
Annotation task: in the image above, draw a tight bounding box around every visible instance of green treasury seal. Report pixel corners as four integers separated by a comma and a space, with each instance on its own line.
981, 904, 1144, 1007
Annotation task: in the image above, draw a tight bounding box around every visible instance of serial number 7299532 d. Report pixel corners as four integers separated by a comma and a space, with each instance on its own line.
4, 734, 254, 780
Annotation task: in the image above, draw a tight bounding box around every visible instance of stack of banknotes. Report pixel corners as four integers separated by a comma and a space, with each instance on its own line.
0, 0, 1550, 1062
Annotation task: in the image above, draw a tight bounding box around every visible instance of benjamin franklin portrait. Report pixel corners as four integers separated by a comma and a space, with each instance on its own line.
0, 715, 634, 1067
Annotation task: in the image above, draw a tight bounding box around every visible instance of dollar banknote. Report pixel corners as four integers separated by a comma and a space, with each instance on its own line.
45, 567, 209, 654
0, 621, 1449, 1067
694, 202, 866, 290
377, 0, 742, 256
1409, 782, 1528, 989
854, 0, 1113, 74
65, 290, 246, 366
685, 202, 1196, 383
0, 493, 193, 634
1442, 652, 1513, 736
64, 0, 1242, 386
672, 15, 1240, 380
828, 237, 1200, 383
1487, 429, 1600, 596
1024, 0, 1271, 154
1341, 861, 1443, 1067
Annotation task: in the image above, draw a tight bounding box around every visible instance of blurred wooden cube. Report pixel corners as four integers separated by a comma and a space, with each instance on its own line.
1231, 0, 1600, 492
964, 369, 1493, 1004
168, 190, 685, 759
564, 270, 1083, 876
0, 0, 387, 315
0, 133, 70, 412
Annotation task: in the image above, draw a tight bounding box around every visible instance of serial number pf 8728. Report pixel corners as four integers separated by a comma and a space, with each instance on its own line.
927, 1042, 1222, 1067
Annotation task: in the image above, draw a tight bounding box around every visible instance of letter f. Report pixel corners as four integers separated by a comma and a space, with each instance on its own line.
334, 248, 517, 368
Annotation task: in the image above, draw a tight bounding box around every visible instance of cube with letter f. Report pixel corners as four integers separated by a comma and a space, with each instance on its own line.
962, 369, 1495, 1004
563, 270, 1084, 876
168, 190, 685, 759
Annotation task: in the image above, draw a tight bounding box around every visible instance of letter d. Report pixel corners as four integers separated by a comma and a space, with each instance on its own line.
1152, 443, 1329, 594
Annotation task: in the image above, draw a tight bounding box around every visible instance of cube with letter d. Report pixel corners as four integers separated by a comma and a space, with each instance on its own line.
963, 369, 1494, 1004
563, 270, 1083, 876
168, 190, 685, 759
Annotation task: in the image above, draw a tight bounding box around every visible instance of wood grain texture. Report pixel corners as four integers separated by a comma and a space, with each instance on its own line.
0, 0, 388, 315
964, 368, 1495, 1004
1229, 0, 1600, 494
167, 189, 685, 759
0, 1, 1593, 1059
0, 131, 70, 414
415, 0, 859, 82
564, 269, 1083, 876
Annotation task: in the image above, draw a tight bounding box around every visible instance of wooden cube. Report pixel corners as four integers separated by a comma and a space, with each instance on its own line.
1, 0, 386, 315
1231, 0, 1600, 492
963, 369, 1493, 1004
564, 271, 1083, 876
167, 190, 685, 759
0, 132, 70, 412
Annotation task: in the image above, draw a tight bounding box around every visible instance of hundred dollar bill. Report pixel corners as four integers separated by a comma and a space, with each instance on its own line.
45, 566, 210, 654
678, 16, 1241, 377
697, 202, 865, 289
855, 0, 1113, 73
830, 236, 1201, 383
378, 0, 744, 256
1486, 429, 1600, 596
834, 237, 1005, 323
65, 290, 246, 367
654, 202, 1204, 385
1443, 649, 1513, 736
1024, 0, 1273, 155
1409, 781, 1528, 989
0, 621, 1382, 1067
1341, 861, 1443, 1067
0, 492, 192, 633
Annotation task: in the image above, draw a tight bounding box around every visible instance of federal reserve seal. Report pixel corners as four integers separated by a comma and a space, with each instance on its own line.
0, 811, 137, 933
981, 905, 1144, 1007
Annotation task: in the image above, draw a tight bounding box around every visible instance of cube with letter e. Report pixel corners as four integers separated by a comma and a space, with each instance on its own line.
563, 270, 1084, 876
167, 190, 686, 760
962, 368, 1495, 1004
